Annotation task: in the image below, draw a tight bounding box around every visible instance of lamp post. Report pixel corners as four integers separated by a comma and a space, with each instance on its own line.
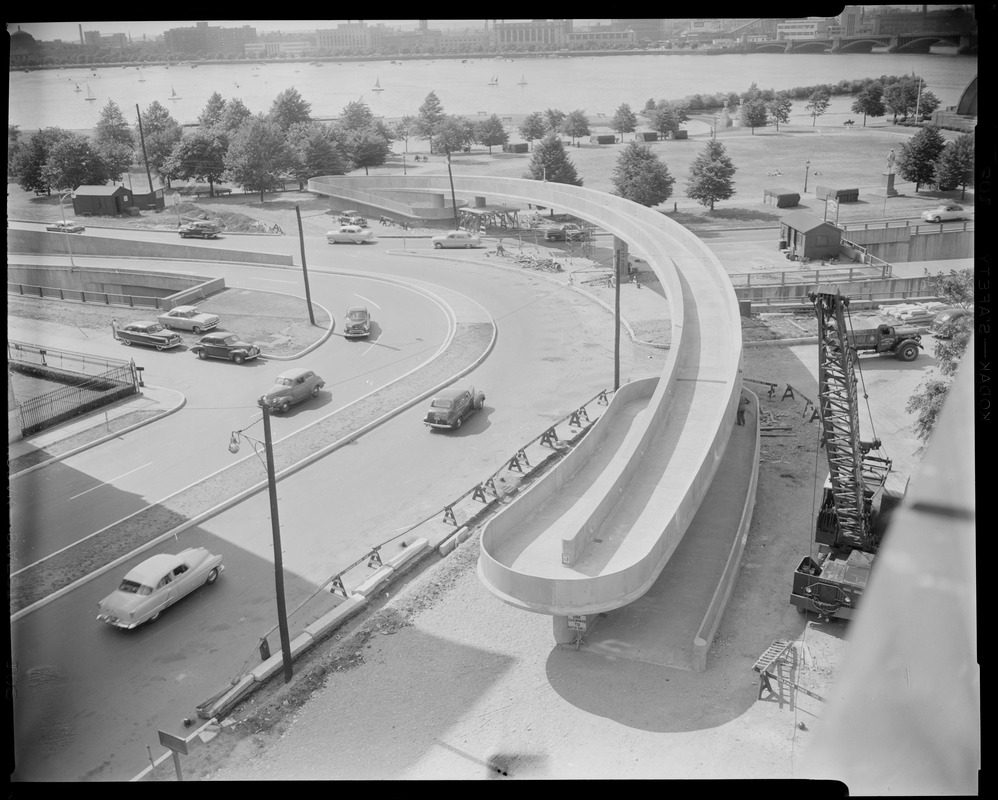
228, 406, 293, 684
712, 115, 719, 139
59, 192, 76, 270
402, 153, 407, 176
803, 159, 811, 194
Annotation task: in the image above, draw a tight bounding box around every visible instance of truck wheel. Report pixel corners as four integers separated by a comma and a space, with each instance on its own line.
897, 342, 919, 362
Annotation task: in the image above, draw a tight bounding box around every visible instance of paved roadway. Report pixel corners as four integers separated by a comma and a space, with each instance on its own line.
9, 234, 645, 782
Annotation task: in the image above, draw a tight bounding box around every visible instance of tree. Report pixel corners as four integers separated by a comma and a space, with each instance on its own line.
339, 99, 375, 134
347, 128, 392, 175
197, 92, 227, 129
391, 115, 417, 152
523, 133, 582, 186
851, 83, 885, 126
805, 88, 831, 126
42, 133, 110, 191
164, 129, 226, 196
685, 138, 736, 211
287, 122, 349, 188
8, 124, 23, 177
766, 92, 792, 131
225, 115, 292, 201
543, 108, 566, 134
896, 125, 946, 192
415, 91, 445, 152
611, 103, 638, 140
138, 102, 183, 187
934, 133, 975, 199
269, 88, 312, 133
914, 88, 941, 120
882, 75, 927, 122
216, 98, 253, 146
93, 100, 135, 181
611, 141, 674, 207
740, 99, 768, 134
560, 110, 590, 145
646, 100, 688, 136
12, 127, 70, 194
474, 115, 508, 154
518, 112, 547, 149
433, 115, 475, 155
905, 269, 972, 446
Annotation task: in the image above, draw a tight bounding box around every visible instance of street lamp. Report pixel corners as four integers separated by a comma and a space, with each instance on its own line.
59, 191, 76, 270
228, 405, 294, 684
803, 159, 811, 193
402, 153, 407, 176
712, 115, 719, 139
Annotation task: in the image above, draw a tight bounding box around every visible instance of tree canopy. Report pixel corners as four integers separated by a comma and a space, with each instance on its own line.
560, 110, 591, 145
611, 141, 674, 207
611, 104, 638, 139
268, 88, 312, 132
524, 133, 582, 186
934, 133, 975, 198
415, 91, 445, 150
685, 139, 736, 211
518, 112, 547, 148
805, 88, 831, 126
164, 129, 226, 195
895, 125, 947, 191
474, 115, 509, 154
225, 115, 292, 201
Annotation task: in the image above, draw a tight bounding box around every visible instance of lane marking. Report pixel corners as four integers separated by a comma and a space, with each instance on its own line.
354, 293, 382, 310
69, 462, 154, 500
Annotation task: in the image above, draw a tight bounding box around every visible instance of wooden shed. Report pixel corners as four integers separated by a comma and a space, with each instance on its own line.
814, 185, 859, 203
72, 185, 135, 217
764, 188, 800, 208
779, 211, 842, 261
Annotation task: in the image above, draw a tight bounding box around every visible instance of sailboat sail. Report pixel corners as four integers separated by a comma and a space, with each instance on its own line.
170, 86, 181, 100
373, 76, 383, 91
138, 69, 146, 82
488, 74, 498, 86
518, 74, 527, 85
85, 83, 96, 101
74, 83, 82, 92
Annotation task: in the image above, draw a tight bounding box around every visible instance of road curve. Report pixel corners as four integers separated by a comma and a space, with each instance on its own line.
310, 176, 742, 617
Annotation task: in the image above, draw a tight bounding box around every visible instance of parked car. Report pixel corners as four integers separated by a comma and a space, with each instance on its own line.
258, 368, 325, 413
46, 220, 86, 233
343, 305, 371, 338
96, 548, 224, 629
190, 333, 261, 364
115, 321, 183, 351
544, 223, 588, 242
930, 306, 970, 338
179, 220, 222, 238
920, 204, 972, 223
423, 385, 486, 430
157, 305, 220, 334
338, 210, 368, 226
432, 230, 481, 249
326, 225, 376, 244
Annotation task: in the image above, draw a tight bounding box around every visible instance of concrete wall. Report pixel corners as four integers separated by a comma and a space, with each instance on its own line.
7, 229, 293, 266
843, 226, 973, 262
734, 274, 933, 304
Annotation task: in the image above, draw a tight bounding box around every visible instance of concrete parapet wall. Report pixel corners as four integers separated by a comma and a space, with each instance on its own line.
735, 275, 932, 303
843, 226, 973, 262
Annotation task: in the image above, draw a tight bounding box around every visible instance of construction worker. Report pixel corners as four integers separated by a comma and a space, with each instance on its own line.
737, 395, 750, 426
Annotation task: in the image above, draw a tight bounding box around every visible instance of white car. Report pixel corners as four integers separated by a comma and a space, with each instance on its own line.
920, 204, 972, 223
431, 230, 481, 249
46, 220, 86, 233
158, 305, 220, 334
327, 225, 376, 244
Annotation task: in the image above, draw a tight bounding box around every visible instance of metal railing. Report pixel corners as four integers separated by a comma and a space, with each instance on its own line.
8, 282, 166, 309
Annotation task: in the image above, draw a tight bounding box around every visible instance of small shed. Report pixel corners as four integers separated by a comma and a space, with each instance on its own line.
764, 188, 800, 208
590, 134, 617, 145
641, 132, 659, 142
502, 142, 529, 153
72, 185, 135, 217
814, 185, 859, 203
779, 211, 842, 261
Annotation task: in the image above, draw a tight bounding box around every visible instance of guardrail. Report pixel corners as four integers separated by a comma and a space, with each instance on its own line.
8, 281, 167, 309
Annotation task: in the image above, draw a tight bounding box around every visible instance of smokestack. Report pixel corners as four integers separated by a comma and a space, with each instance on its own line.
79, 24, 84, 45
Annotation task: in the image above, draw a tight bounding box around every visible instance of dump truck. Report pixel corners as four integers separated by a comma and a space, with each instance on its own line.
848, 323, 923, 362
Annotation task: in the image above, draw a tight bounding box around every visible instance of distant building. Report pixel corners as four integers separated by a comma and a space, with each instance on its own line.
164, 21, 257, 56
776, 18, 833, 41
315, 21, 387, 52
244, 41, 312, 58
492, 19, 571, 48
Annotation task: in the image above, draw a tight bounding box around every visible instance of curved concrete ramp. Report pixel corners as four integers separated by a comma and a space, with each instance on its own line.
310, 176, 743, 618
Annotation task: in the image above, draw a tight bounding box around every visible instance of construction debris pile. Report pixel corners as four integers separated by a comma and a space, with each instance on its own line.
876, 301, 947, 327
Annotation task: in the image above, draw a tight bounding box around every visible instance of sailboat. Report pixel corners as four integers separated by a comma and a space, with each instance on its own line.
169, 86, 181, 101
517, 74, 527, 86
488, 74, 498, 86
372, 76, 384, 92
138, 69, 146, 82
84, 83, 96, 101
74, 83, 82, 93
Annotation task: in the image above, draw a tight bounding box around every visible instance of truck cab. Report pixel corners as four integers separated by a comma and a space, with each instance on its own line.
848, 325, 923, 362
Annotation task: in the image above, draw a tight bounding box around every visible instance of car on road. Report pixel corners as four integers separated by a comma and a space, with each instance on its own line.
115, 321, 183, 351
158, 305, 220, 334
930, 306, 970, 338
343, 305, 371, 338
544, 223, 588, 242
258, 368, 325, 412
920, 204, 972, 223
338, 210, 368, 226
190, 333, 261, 364
423, 385, 485, 430
431, 230, 481, 249
46, 220, 85, 233
327, 225, 376, 244
179, 220, 222, 238
97, 548, 224, 629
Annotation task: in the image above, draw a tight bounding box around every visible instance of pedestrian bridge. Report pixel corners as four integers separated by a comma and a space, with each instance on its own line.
309, 175, 746, 646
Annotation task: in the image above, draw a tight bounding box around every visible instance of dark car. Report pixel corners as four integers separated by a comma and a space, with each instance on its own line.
190, 333, 261, 364
544, 224, 588, 242
179, 220, 222, 239
930, 307, 970, 338
423, 385, 485, 430
115, 321, 183, 351
258, 368, 325, 413
343, 305, 371, 338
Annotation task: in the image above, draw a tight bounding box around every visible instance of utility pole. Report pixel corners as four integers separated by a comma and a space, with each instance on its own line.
446, 150, 459, 229
295, 206, 316, 325
261, 405, 293, 684
614, 250, 621, 391
136, 103, 154, 194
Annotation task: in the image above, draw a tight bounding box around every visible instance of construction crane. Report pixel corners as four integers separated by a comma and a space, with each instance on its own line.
790, 291, 909, 620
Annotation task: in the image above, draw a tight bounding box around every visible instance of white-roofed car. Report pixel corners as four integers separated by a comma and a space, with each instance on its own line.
157, 305, 220, 334
327, 225, 376, 244
46, 220, 86, 233
96, 548, 224, 629
431, 230, 481, 249
919, 204, 972, 223
258, 368, 325, 413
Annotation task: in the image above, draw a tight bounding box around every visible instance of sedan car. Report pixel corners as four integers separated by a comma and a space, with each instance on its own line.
258, 368, 325, 413
157, 305, 220, 334
343, 305, 371, 338
190, 333, 261, 364
431, 230, 481, 249
930, 306, 970, 338
327, 225, 376, 244
179, 220, 222, 238
920, 204, 972, 223
46, 220, 85, 233
544, 223, 588, 242
115, 321, 183, 351
423, 385, 485, 430
97, 548, 224, 629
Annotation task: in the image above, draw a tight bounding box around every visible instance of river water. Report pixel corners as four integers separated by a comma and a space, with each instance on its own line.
8, 51, 977, 133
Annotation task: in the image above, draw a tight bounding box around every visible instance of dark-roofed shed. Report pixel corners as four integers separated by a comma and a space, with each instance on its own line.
780, 211, 842, 261
72, 185, 135, 217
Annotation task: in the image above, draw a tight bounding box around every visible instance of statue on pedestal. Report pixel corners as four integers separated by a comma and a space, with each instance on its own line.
886, 148, 896, 175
